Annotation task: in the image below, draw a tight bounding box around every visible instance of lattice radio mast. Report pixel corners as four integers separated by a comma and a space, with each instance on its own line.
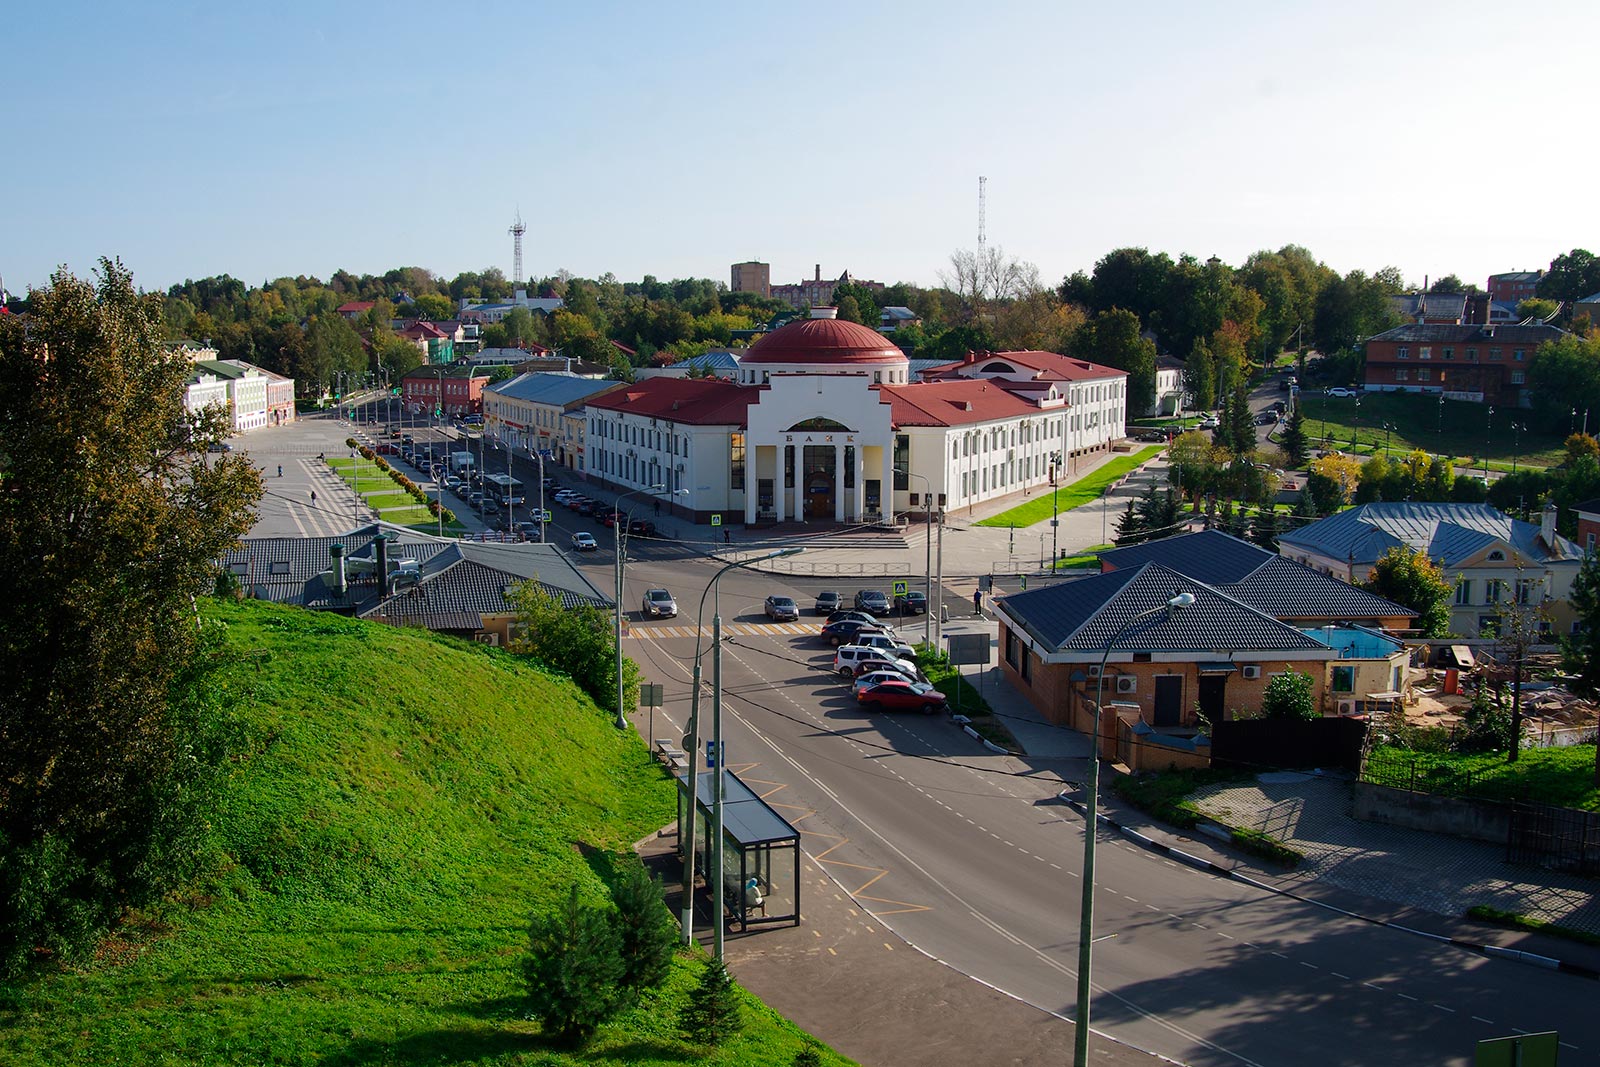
977, 176, 987, 253
509, 210, 527, 286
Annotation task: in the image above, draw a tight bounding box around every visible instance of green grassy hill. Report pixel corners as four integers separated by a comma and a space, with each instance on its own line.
0, 599, 844, 1066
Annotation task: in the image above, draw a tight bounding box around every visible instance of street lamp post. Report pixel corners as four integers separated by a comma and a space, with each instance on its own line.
1438, 394, 1446, 451
1073, 591, 1195, 1067
896, 468, 934, 647
679, 548, 804, 958
1484, 405, 1494, 483
615, 483, 666, 730
1511, 422, 1525, 476
1050, 451, 1063, 566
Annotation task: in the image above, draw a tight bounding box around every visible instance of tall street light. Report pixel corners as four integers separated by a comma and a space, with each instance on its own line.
1510, 422, 1525, 476
1050, 450, 1064, 566
614, 483, 666, 730
1073, 590, 1195, 1067
896, 468, 933, 647
680, 547, 804, 958
1484, 405, 1494, 483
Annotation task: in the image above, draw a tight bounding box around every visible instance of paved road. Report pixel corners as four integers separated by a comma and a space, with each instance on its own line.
616, 555, 1593, 1067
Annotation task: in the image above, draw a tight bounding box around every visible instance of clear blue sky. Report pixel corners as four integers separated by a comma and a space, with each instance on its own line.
7, 1, 1597, 296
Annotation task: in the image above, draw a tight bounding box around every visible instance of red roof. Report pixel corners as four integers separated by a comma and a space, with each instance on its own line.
924, 350, 1126, 382
400, 321, 449, 339
337, 301, 376, 314
586, 377, 755, 426
875, 380, 1041, 427
742, 316, 905, 366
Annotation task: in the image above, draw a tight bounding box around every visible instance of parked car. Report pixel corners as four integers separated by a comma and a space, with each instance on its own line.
826, 609, 882, 627
628, 519, 657, 537
571, 532, 598, 551
815, 591, 843, 616
854, 589, 892, 615
895, 590, 928, 615
206, 441, 233, 453
599, 509, 621, 528
1198, 415, 1221, 430
852, 632, 917, 662
528, 508, 552, 522
375, 443, 399, 455
554, 489, 578, 504
852, 666, 920, 696
821, 619, 890, 646
1326, 386, 1358, 398
641, 588, 678, 618
833, 645, 919, 680
764, 595, 800, 621
857, 679, 948, 714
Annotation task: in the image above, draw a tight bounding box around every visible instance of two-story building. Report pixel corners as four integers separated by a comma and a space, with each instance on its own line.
192, 359, 271, 431
1276, 501, 1582, 636
483, 373, 626, 467
401, 364, 490, 418
1361, 322, 1566, 404
1488, 271, 1543, 305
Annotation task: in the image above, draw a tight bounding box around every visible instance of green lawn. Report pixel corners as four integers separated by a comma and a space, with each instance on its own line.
0, 599, 850, 1066
1364, 743, 1599, 811
976, 446, 1166, 528
1298, 392, 1567, 468
382, 505, 465, 531
1052, 543, 1112, 569
363, 490, 415, 509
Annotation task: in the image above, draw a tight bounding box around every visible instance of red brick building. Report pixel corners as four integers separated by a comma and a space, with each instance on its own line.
1487, 270, 1543, 304
401, 364, 489, 417
1362, 322, 1566, 404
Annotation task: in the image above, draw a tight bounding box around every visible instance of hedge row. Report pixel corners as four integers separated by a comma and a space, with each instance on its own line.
343, 438, 457, 525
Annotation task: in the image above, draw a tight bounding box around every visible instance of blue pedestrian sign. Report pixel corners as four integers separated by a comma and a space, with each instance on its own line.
705, 740, 724, 767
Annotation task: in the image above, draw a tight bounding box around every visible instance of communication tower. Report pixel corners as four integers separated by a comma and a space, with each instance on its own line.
978, 176, 987, 253
509, 211, 527, 286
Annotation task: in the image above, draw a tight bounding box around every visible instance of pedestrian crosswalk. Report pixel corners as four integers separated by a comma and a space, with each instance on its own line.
628, 620, 821, 640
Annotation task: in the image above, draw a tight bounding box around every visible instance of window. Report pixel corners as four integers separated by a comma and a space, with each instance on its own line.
1511, 371, 1526, 385
1455, 579, 1472, 605
1478, 616, 1499, 637
1485, 579, 1501, 604
1486, 550, 1505, 561
1397, 346, 1410, 359
1005, 629, 1019, 668
1489, 348, 1503, 360
1516, 578, 1538, 605
1467, 347, 1478, 360
893, 435, 909, 490
1588, 532, 1595, 552
729, 432, 745, 490
1418, 346, 1432, 360
1443, 347, 1455, 360
1395, 368, 1409, 381
1417, 369, 1431, 382
1332, 666, 1355, 693
1514, 349, 1526, 362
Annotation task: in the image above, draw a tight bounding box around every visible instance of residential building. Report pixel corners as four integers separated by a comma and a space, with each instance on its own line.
191, 359, 271, 431
1361, 322, 1566, 403
1151, 354, 1186, 416
580, 307, 1127, 527
401, 364, 490, 417
731, 261, 771, 299
258, 366, 296, 426
398, 320, 455, 364
456, 290, 565, 324
635, 350, 744, 381
1389, 292, 1468, 325
879, 306, 921, 333
336, 300, 376, 321
483, 372, 627, 467
770, 266, 883, 310
1276, 501, 1582, 636
1488, 271, 1543, 305
168, 339, 219, 362
183, 367, 229, 420
1570, 497, 1600, 556
221, 525, 610, 646
1575, 292, 1600, 326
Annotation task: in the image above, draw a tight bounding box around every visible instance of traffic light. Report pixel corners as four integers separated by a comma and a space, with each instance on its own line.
434, 406, 442, 418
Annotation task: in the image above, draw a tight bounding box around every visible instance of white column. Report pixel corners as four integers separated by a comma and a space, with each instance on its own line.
776, 444, 788, 523
834, 444, 846, 523
881, 445, 895, 521
853, 447, 866, 521
745, 443, 760, 526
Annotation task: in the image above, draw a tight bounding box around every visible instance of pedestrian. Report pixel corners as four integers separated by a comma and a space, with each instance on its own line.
724, 529, 731, 545
310, 490, 317, 507
277, 465, 283, 478
973, 588, 983, 616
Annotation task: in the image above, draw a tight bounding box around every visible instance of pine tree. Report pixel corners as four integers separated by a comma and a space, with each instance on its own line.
793, 1044, 826, 1067
609, 860, 678, 997
523, 885, 625, 1047
1251, 507, 1279, 550
1138, 487, 1179, 540
1227, 382, 1255, 455
1114, 500, 1147, 545
1281, 405, 1309, 468
680, 957, 743, 1046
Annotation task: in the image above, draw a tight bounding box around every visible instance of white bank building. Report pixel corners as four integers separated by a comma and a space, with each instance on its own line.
584, 307, 1127, 527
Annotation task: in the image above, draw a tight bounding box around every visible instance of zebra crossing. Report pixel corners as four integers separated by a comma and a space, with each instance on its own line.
629, 620, 820, 640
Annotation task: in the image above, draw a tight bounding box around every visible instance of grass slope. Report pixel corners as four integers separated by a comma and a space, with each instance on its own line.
976, 446, 1165, 528
1298, 393, 1567, 467
0, 599, 847, 1066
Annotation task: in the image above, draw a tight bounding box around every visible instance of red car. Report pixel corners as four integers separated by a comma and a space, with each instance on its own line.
374, 443, 399, 455
856, 679, 948, 715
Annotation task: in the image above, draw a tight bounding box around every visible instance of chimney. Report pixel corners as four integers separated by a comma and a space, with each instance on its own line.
810, 305, 838, 320
815, 264, 821, 282
330, 542, 348, 596
1542, 503, 1559, 551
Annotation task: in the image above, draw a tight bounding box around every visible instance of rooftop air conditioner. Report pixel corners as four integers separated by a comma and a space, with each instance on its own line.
1241, 665, 1262, 680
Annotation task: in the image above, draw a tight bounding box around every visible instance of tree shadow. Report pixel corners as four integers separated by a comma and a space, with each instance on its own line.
325, 1027, 544, 1066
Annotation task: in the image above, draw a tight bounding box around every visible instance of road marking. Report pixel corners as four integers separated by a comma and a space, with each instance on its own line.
884, 943, 894, 951
1298, 961, 1316, 970
1471, 1016, 1494, 1025
1330, 971, 1348, 979
1216, 932, 1234, 940
1396, 993, 1418, 1002
1432, 1005, 1454, 1014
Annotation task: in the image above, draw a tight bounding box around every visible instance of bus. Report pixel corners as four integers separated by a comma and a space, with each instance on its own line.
483, 473, 525, 507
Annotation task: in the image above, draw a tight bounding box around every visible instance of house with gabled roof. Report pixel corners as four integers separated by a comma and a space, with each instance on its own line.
1276, 502, 1582, 637
221, 523, 610, 646
483, 372, 628, 470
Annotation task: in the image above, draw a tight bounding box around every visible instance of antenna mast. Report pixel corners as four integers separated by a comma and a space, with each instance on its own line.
978, 176, 987, 253
509, 210, 527, 286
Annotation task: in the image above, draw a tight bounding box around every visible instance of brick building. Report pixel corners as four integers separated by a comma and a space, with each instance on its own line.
1361, 322, 1566, 403
1488, 270, 1543, 305
401, 364, 489, 417
730, 261, 771, 299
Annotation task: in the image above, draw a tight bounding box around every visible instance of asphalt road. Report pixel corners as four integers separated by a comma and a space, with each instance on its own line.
610, 554, 1593, 1067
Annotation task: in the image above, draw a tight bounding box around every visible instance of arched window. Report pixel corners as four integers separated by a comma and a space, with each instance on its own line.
1487, 550, 1505, 561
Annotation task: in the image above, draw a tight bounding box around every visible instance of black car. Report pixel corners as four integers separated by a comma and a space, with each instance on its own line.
821, 619, 888, 646
854, 589, 892, 615
815, 591, 843, 616
895, 591, 928, 615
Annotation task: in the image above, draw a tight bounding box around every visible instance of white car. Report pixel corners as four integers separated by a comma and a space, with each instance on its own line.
528, 508, 552, 522
570, 532, 598, 551
1326, 386, 1359, 398
852, 632, 917, 661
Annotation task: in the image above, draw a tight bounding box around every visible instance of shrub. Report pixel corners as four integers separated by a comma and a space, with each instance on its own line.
679, 957, 742, 1046
522, 885, 624, 1047
1261, 669, 1317, 721
1455, 686, 1515, 753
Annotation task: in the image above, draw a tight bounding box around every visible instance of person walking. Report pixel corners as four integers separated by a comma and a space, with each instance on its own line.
277, 464, 283, 478
310, 489, 317, 507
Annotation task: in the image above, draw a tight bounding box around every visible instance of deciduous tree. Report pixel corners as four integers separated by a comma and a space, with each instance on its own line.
1363, 547, 1452, 638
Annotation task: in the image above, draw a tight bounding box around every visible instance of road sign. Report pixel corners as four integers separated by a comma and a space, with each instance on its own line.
946, 632, 991, 666
1475, 1032, 1558, 1067
710, 513, 722, 526
893, 580, 908, 597
641, 683, 664, 707
705, 740, 725, 768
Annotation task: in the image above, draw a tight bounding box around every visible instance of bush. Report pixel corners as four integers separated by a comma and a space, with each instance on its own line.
522, 885, 624, 1047
1454, 686, 1516, 753
1261, 669, 1317, 721
679, 957, 742, 1046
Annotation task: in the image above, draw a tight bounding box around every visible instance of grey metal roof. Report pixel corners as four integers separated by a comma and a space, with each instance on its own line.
487, 372, 622, 406
1099, 530, 1269, 584
1277, 502, 1579, 567
669, 350, 743, 371
1366, 323, 1565, 345
1000, 563, 1328, 654
681, 770, 799, 847
359, 548, 608, 622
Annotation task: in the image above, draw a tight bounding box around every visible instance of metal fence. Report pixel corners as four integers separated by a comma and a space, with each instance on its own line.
1358, 752, 1531, 803
1507, 801, 1600, 876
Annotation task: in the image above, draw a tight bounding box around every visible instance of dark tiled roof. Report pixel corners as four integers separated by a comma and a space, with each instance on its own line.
1366, 323, 1565, 345
1221, 556, 1413, 621
1098, 530, 1270, 584
1000, 563, 1327, 654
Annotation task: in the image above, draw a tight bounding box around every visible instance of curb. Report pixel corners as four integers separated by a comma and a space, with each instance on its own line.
958, 722, 1009, 754
1057, 793, 1600, 982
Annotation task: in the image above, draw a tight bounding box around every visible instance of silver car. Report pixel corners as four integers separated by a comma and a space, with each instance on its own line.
642, 588, 678, 618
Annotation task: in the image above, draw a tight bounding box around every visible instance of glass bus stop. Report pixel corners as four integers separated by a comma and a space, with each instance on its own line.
676, 768, 801, 931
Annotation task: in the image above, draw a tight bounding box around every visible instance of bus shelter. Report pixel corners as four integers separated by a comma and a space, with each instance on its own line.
676, 769, 801, 931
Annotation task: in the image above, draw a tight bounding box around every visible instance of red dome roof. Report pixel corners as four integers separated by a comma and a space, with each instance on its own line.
742, 317, 907, 366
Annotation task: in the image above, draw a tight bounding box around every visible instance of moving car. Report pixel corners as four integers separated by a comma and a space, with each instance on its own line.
857, 679, 948, 714
895, 590, 928, 615
628, 519, 657, 537
764, 595, 800, 621
570, 532, 598, 551
641, 588, 678, 618
854, 589, 892, 615
528, 508, 552, 522
815, 591, 843, 616
821, 619, 889, 646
